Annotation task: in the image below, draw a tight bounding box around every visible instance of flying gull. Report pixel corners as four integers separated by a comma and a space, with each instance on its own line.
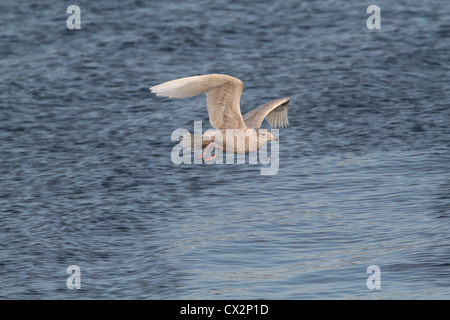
150, 74, 290, 160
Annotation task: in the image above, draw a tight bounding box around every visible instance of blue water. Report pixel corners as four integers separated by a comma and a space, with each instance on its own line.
0, 0, 449, 299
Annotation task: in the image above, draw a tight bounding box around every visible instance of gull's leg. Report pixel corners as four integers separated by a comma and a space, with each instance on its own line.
197, 142, 212, 160
203, 152, 217, 161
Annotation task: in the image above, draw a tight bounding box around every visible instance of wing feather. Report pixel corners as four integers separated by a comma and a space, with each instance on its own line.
151, 74, 246, 129
243, 98, 290, 128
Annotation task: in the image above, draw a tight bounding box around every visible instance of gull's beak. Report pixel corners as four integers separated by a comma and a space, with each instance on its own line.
272, 135, 279, 141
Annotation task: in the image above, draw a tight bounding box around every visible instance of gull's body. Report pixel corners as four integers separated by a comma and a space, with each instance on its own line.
150, 74, 290, 160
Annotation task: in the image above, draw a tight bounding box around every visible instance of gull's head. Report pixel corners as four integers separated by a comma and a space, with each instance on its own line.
270, 132, 279, 141
258, 129, 278, 143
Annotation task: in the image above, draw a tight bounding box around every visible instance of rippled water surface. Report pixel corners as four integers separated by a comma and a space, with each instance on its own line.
0, 0, 449, 299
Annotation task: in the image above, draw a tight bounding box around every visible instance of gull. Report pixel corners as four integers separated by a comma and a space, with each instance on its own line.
150, 74, 290, 161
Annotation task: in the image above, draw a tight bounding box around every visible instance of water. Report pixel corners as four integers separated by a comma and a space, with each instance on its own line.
0, 0, 449, 299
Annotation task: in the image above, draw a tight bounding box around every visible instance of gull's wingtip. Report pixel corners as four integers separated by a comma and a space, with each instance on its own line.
149, 84, 168, 97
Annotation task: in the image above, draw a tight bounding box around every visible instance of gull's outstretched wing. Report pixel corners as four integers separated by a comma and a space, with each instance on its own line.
150, 74, 246, 129
243, 98, 290, 128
